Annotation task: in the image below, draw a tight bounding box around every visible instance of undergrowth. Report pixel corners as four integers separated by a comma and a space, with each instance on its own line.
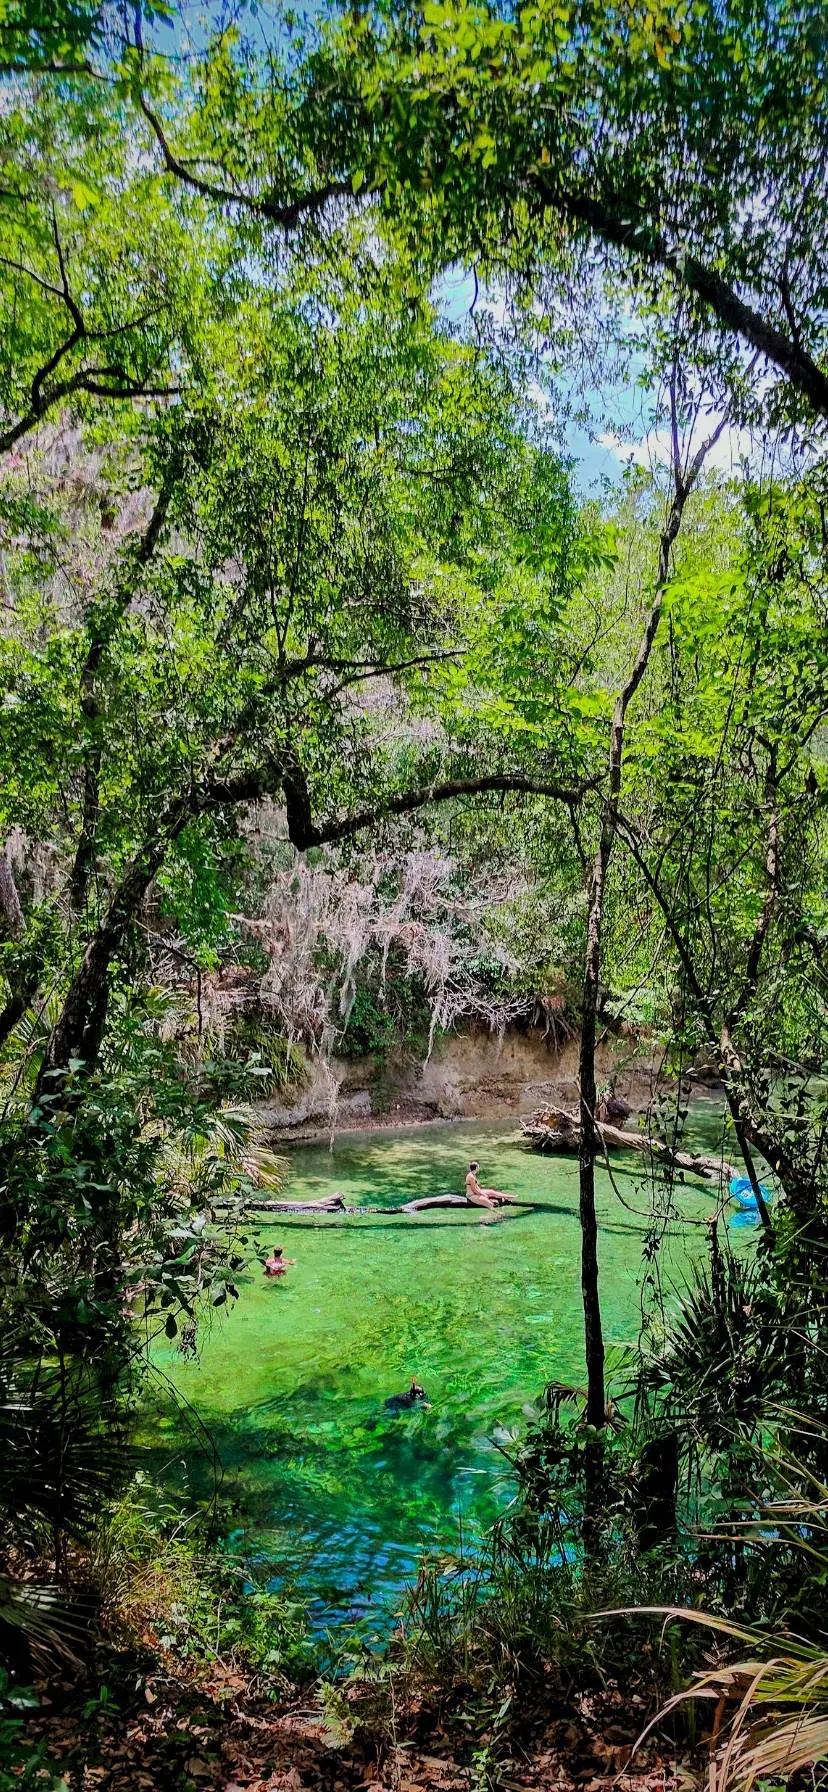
93, 1474, 315, 1686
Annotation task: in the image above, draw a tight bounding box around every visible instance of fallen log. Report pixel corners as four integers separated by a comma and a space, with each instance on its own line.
209, 1191, 531, 1216
209, 1193, 350, 1213
521, 1106, 736, 1185
399, 1194, 536, 1213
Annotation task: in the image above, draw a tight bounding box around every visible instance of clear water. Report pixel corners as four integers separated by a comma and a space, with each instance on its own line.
144, 1111, 742, 1633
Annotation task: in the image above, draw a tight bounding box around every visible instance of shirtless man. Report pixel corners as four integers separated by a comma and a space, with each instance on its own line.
465, 1162, 509, 1209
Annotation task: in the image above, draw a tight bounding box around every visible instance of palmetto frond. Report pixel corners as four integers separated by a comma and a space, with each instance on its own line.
639, 1254, 788, 1441
620, 1605, 828, 1792
0, 1576, 89, 1666
0, 1335, 128, 1548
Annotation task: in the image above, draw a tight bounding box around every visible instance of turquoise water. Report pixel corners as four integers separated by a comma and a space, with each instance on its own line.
144, 1113, 740, 1631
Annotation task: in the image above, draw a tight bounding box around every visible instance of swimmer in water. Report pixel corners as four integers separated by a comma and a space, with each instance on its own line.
385, 1379, 430, 1412
465, 1161, 510, 1210
263, 1247, 296, 1277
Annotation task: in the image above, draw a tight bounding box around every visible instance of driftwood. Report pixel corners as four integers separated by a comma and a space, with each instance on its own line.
521, 1106, 736, 1185
209, 1190, 529, 1216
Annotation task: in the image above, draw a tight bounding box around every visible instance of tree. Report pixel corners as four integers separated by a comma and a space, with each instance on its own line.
577, 371, 733, 1455
614, 462, 828, 1240
294, 1, 828, 427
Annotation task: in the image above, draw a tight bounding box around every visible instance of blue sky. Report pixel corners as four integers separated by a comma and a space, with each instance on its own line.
437, 266, 648, 495
437, 267, 762, 493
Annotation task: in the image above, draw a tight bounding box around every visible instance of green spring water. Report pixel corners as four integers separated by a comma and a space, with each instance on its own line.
144, 1112, 741, 1632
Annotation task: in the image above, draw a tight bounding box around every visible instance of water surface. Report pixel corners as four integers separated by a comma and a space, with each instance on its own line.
145, 1112, 740, 1631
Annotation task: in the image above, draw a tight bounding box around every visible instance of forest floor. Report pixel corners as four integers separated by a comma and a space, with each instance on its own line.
26, 1639, 691, 1792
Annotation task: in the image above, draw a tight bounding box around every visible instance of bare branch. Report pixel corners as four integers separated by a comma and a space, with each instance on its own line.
0, 366, 178, 456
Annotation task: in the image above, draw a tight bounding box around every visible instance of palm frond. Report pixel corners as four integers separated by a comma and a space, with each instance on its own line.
0, 1576, 89, 1667
616, 1605, 828, 1792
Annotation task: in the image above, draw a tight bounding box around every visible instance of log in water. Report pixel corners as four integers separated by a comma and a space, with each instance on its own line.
521, 1104, 736, 1184
211, 1191, 539, 1214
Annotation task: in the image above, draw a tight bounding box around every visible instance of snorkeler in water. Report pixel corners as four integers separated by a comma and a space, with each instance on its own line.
384, 1378, 430, 1413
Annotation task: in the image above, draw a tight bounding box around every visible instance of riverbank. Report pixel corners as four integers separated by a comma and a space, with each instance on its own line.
258, 1024, 672, 1145
267, 1097, 452, 1144
24, 1619, 687, 1792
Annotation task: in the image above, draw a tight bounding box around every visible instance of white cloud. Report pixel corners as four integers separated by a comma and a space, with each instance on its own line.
591, 415, 774, 480
597, 420, 760, 478
526, 376, 556, 420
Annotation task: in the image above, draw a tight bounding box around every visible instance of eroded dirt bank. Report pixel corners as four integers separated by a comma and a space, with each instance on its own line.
255, 1024, 669, 1143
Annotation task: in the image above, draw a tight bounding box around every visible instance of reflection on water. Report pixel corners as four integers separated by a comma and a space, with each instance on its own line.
143, 1109, 741, 1628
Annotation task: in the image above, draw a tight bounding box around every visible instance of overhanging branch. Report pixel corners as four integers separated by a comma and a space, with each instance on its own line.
38, 756, 590, 1083
0, 365, 178, 456
529, 181, 828, 420
200, 764, 593, 846
139, 97, 353, 230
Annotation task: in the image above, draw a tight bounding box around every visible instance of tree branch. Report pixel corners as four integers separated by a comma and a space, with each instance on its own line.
138, 97, 353, 230
38, 757, 591, 1084
200, 763, 592, 848
0, 366, 178, 456
0, 59, 95, 74
530, 182, 828, 420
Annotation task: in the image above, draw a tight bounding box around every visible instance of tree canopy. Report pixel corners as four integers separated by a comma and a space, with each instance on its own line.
2, 8, 828, 1771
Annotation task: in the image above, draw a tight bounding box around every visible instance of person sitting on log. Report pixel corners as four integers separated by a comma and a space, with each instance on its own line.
465, 1162, 510, 1209
263, 1247, 296, 1277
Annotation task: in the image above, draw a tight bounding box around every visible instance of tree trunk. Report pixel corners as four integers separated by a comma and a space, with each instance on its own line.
35, 828, 180, 1095
69, 485, 172, 917
579, 855, 608, 1431
0, 853, 23, 938
575, 381, 730, 1521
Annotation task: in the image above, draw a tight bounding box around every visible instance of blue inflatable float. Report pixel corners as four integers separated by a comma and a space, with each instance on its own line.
729, 1175, 773, 1215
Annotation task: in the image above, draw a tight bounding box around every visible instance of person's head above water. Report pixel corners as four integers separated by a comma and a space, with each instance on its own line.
468, 1161, 479, 1173
271, 1247, 283, 1259
409, 1379, 426, 1399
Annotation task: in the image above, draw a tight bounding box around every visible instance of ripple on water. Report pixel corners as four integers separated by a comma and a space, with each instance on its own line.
143, 1114, 740, 1629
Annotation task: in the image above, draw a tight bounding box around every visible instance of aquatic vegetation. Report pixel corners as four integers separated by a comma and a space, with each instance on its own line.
145, 1120, 724, 1628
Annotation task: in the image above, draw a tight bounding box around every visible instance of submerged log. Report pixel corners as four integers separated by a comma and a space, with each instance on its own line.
210, 1192, 353, 1214
521, 1105, 737, 1185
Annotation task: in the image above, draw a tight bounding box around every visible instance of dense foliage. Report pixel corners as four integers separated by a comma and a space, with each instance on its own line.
2, 2, 828, 1785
